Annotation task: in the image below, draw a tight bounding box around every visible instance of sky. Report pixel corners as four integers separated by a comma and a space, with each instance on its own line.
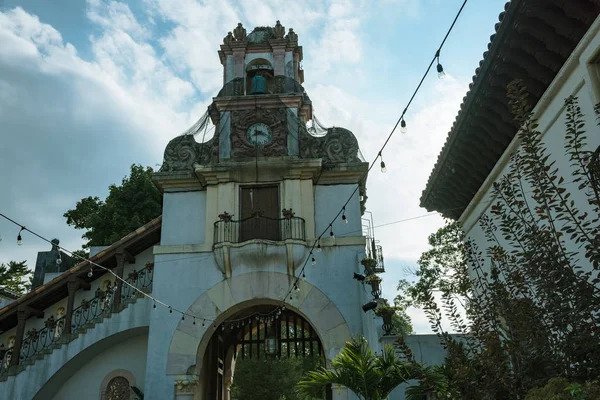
0, 0, 506, 333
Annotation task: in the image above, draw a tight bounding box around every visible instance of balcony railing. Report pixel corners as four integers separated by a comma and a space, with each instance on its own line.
365, 237, 385, 273
1, 264, 155, 372
214, 215, 306, 245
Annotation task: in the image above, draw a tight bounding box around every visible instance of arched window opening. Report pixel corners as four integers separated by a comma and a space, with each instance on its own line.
104, 376, 130, 400
246, 58, 274, 95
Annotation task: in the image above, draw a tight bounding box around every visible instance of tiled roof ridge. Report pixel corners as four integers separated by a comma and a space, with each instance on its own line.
420, 1, 514, 211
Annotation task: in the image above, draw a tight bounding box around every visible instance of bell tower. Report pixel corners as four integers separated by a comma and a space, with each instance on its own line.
210, 21, 310, 161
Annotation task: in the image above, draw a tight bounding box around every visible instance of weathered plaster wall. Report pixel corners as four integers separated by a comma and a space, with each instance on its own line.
314, 184, 362, 238
51, 333, 148, 400
161, 191, 207, 246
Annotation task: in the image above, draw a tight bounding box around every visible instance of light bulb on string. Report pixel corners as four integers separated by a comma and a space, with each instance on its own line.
193, 317, 196, 325
202, 320, 205, 327
182, 314, 185, 321
329, 226, 335, 239
17, 227, 24, 246
169, 307, 173, 314
435, 49, 445, 79
311, 255, 316, 266
302, 271, 306, 279
153, 302, 157, 310
342, 207, 348, 223
400, 117, 407, 134
87, 269, 93, 278
317, 241, 322, 252
379, 154, 387, 173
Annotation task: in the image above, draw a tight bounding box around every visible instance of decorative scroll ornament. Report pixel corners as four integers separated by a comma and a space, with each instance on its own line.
273, 20, 285, 39
286, 28, 298, 43
233, 23, 247, 41
44, 316, 56, 330
160, 135, 217, 172
299, 126, 361, 164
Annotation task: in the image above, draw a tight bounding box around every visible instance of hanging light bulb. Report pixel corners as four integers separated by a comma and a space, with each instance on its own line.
329, 226, 335, 239
202, 320, 205, 327
317, 241, 322, 252
400, 118, 407, 134
342, 207, 348, 223
16, 227, 24, 246
380, 159, 387, 173
153, 302, 157, 310
87, 269, 93, 278
294, 283, 299, 291
182, 314, 185, 321
302, 271, 306, 279
56, 255, 62, 266
437, 62, 445, 79
193, 317, 196, 325
169, 307, 173, 314
311, 255, 316, 266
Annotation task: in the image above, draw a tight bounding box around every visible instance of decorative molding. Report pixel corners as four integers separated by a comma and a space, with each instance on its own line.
174, 378, 199, 394
160, 135, 217, 172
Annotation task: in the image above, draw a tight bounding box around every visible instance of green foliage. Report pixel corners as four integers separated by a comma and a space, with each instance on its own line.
525, 377, 600, 400
64, 164, 162, 248
230, 356, 322, 400
0, 260, 31, 295
402, 82, 600, 399
297, 336, 445, 400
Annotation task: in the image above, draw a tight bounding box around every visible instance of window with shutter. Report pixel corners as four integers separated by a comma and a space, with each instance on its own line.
239, 186, 280, 242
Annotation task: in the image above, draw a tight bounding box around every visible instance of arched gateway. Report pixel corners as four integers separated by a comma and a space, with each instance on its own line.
166, 272, 351, 398
0, 20, 387, 400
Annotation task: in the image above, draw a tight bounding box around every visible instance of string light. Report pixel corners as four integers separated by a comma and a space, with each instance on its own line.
193, 317, 196, 325
379, 153, 387, 173
302, 271, 306, 279
317, 240, 322, 252
311, 254, 316, 265
329, 226, 335, 239
182, 314, 185, 321
169, 307, 173, 314
153, 302, 157, 309
342, 207, 348, 223
400, 117, 407, 134
436, 50, 445, 79
87, 268, 93, 278
17, 227, 24, 246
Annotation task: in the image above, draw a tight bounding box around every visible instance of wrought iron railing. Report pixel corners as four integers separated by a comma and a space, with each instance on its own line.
120, 264, 154, 301
214, 215, 306, 245
216, 76, 307, 98
15, 264, 154, 365
19, 315, 66, 364
364, 237, 385, 273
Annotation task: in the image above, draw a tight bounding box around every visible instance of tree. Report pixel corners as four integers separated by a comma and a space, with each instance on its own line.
230, 356, 322, 400
296, 336, 447, 400
64, 164, 162, 249
401, 82, 600, 398
0, 261, 31, 295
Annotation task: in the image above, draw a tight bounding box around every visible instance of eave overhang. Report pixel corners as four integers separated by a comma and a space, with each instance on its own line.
420, 0, 600, 220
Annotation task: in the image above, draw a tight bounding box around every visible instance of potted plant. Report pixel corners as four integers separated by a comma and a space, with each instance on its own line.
365, 274, 382, 299
361, 257, 377, 275
375, 304, 396, 336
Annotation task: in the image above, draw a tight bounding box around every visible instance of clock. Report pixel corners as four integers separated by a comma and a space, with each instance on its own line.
246, 123, 273, 146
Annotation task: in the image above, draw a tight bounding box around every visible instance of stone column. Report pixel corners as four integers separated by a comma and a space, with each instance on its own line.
272, 47, 286, 76
10, 307, 43, 367
64, 277, 91, 335
174, 379, 199, 399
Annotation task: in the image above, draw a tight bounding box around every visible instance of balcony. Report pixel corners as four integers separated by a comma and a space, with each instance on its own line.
364, 236, 385, 274
214, 214, 306, 246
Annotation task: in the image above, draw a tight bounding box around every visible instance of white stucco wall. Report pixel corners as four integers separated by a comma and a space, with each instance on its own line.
460, 17, 600, 279
52, 333, 148, 400
161, 191, 207, 245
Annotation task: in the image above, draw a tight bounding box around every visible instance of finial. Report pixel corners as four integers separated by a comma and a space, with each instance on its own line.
274, 20, 285, 38
233, 23, 246, 41
286, 28, 298, 42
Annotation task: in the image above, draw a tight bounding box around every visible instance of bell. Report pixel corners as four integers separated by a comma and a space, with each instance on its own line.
249, 71, 268, 95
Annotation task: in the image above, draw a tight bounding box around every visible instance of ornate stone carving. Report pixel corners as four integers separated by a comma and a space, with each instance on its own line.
273, 20, 285, 38
300, 126, 361, 164
233, 23, 246, 41
160, 135, 217, 172
223, 31, 234, 44
230, 108, 287, 159
174, 379, 199, 394
286, 28, 298, 43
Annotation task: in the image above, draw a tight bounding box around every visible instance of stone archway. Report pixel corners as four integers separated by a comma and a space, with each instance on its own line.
167, 272, 351, 399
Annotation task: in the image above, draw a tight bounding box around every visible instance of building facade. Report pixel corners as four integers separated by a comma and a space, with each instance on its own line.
421, 1, 600, 276
0, 22, 400, 400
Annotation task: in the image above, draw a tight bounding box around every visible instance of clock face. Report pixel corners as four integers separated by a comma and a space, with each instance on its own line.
246, 123, 273, 146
